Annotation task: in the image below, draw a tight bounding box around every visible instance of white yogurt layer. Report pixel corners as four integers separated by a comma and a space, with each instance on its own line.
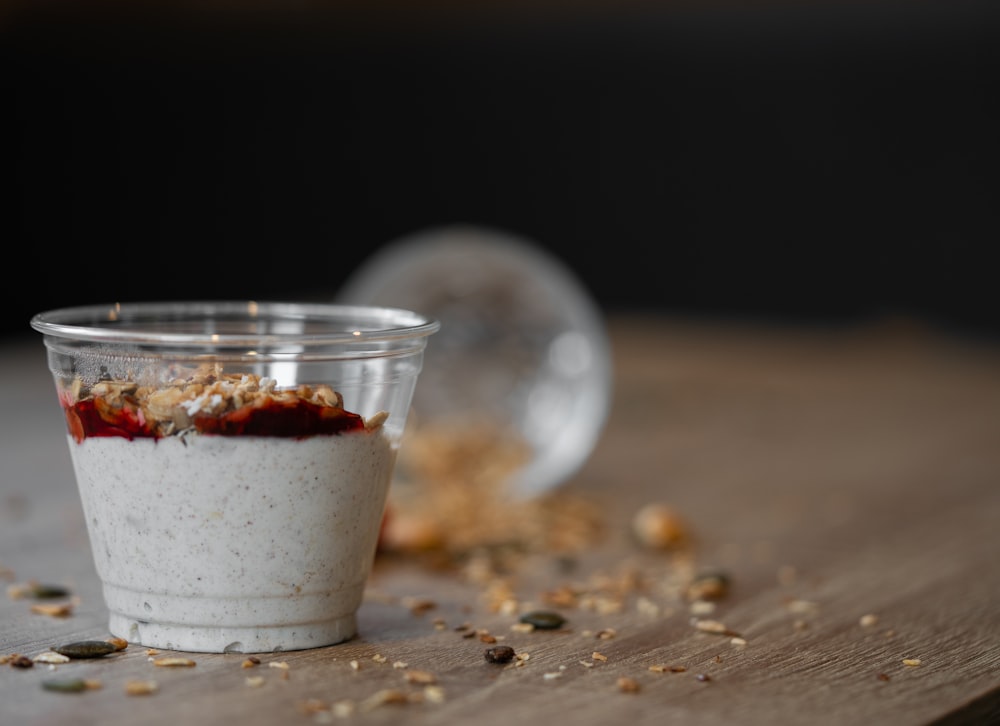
67, 430, 396, 653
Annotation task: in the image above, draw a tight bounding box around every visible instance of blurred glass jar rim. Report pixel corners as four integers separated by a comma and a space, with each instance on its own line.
336, 224, 613, 498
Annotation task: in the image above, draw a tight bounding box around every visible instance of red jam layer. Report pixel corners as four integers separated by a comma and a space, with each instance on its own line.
64, 397, 365, 443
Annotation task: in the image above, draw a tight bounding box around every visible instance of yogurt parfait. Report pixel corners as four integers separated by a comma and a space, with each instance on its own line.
31, 302, 438, 653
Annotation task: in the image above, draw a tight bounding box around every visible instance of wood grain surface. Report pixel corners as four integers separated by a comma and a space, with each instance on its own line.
2, 314, 998, 725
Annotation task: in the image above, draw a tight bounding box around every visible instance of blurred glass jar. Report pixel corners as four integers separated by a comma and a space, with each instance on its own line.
337, 225, 613, 500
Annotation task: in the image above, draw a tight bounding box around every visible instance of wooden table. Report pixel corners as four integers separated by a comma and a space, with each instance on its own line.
2, 313, 999, 725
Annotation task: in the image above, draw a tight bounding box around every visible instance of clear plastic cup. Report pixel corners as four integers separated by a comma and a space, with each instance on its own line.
338, 225, 613, 500
30, 301, 438, 653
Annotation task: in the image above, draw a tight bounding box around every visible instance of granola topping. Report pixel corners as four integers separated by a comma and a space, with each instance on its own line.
58, 366, 375, 442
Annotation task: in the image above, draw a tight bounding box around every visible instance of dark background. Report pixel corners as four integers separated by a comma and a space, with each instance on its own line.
4, 1, 999, 341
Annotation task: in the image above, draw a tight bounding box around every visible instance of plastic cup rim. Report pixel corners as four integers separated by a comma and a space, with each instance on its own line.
30, 300, 440, 348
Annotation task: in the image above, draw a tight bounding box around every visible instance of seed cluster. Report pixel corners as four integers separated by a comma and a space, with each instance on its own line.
3, 486, 930, 713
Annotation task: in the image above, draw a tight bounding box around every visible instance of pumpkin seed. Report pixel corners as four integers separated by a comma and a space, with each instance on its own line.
42, 678, 88, 693
519, 611, 566, 630
52, 641, 117, 659
31, 584, 72, 600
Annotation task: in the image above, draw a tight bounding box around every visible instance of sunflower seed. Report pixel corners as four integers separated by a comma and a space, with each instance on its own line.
484, 645, 516, 664
152, 657, 196, 667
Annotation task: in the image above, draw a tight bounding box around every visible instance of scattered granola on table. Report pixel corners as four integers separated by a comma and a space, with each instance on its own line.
378, 420, 606, 574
